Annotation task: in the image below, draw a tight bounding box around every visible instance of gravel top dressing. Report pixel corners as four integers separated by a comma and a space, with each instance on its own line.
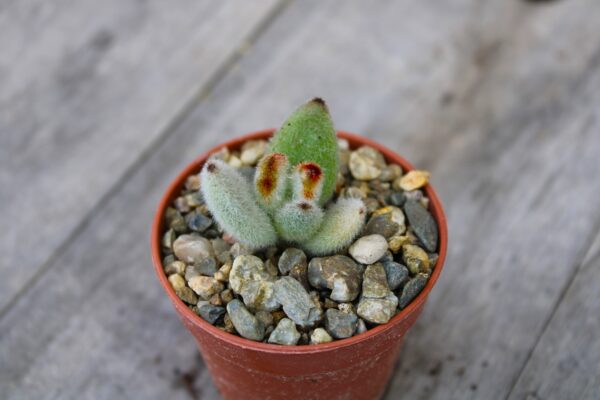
160, 136, 439, 345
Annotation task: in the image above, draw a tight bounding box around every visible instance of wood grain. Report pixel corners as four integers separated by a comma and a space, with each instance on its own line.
0, 0, 282, 312
507, 231, 600, 400
1, 0, 600, 399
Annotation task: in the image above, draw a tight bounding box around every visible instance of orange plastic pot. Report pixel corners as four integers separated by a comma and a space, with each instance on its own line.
151, 129, 448, 400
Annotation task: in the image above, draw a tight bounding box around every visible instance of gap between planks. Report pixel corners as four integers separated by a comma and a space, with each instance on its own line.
0, 0, 293, 323
504, 207, 600, 400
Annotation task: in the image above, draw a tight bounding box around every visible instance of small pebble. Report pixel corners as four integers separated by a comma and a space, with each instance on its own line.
211, 238, 231, 255
379, 164, 402, 182
239, 280, 279, 311
185, 210, 213, 232
364, 214, 400, 239
268, 318, 301, 346
184, 192, 204, 208
168, 274, 186, 291
240, 140, 268, 165
173, 235, 214, 264
388, 235, 412, 253
164, 260, 186, 275
308, 256, 363, 302
188, 276, 224, 300
325, 309, 358, 339
357, 293, 398, 324
349, 146, 386, 180
382, 261, 409, 291
397, 170, 430, 191
362, 263, 390, 298
185, 258, 217, 281
278, 248, 307, 276
197, 302, 226, 324
176, 287, 198, 305
230, 243, 252, 258
214, 263, 231, 282
228, 155, 242, 167
229, 255, 273, 293
255, 310, 274, 328
289, 263, 310, 291
274, 277, 322, 327
338, 303, 355, 314
209, 293, 223, 306
349, 235, 389, 265
310, 328, 333, 344
220, 289, 234, 304
356, 319, 368, 334
389, 191, 406, 207
371, 206, 406, 235
162, 229, 176, 250
165, 208, 187, 234
404, 199, 439, 252
174, 196, 191, 213
184, 175, 201, 191
226, 300, 265, 341
399, 274, 429, 309
402, 244, 431, 274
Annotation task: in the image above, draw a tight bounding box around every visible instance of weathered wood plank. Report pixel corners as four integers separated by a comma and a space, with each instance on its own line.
385, 0, 600, 398
507, 231, 600, 400
0, 0, 282, 312
1, 1, 600, 399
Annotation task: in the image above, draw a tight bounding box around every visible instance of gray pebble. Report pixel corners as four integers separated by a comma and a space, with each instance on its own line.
382, 261, 409, 291
403, 199, 438, 252
356, 319, 368, 334
278, 248, 307, 275
363, 214, 400, 239
226, 300, 265, 341
197, 302, 226, 325
362, 263, 390, 298
268, 318, 301, 346
274, 277, 322, 327
399, 273, 429, 309
185, 210, 212, 232
239, 280, 279, 311
325, 309, 358, 339
389, 191, 406, 207
308, 255, 363, 302
166, 207, 188, 233
357, 292, 398, 324
162, 229, 176, 250
185, 257, 217, 281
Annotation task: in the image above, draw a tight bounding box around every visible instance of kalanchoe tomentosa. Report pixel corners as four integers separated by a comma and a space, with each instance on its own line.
200, 98, 366, 255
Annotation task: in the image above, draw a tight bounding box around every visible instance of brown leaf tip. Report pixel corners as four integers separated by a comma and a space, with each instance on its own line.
298, 162, 323, 200
206, 162, 217, 173
308, 97, 328, 112
298, 202, 312, 211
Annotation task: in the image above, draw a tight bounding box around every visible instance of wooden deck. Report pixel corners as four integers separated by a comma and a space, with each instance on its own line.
2, 1, 600, 398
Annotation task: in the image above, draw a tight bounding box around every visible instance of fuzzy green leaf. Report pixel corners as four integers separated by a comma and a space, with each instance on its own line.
270, 98, 338, 205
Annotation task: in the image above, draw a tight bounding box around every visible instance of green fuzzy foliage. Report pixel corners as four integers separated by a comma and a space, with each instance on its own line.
302, 197, 366, 255
274, 201, 324, 242
254, 153, 290, 213
269, 98, 338, 205
200, 159, 277, 249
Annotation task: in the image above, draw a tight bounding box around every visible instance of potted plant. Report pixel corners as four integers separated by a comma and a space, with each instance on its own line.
151, 98, 447, 400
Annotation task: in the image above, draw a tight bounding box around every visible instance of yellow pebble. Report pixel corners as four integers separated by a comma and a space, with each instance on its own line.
398, 170, 431, 191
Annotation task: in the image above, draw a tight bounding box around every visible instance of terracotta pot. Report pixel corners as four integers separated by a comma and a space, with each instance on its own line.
151, 129, 448, 400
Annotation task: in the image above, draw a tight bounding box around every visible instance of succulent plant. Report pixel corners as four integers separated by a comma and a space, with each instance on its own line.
200, 98, 366, 255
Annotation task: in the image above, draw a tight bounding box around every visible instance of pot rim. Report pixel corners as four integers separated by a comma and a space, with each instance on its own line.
151, 129, 448, 354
